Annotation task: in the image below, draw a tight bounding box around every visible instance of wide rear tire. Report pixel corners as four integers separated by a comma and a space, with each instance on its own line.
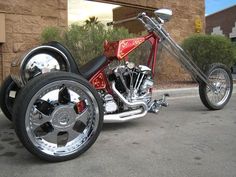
13, 72, 103, 162
0, 75, 19, 121
199, 63, 233, 110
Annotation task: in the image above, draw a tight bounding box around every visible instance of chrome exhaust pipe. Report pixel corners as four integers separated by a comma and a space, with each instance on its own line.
104, 108, 145, 123
104, 82, 148, 123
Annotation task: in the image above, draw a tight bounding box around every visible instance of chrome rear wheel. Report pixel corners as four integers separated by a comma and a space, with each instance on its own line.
13, 72, 103, 162
0, 76, 19, 121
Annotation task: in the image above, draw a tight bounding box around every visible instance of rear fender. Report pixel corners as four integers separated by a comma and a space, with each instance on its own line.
45, 41, 80, 74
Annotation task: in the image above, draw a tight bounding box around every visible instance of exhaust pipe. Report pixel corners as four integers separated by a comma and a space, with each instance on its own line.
104, 82, 148, 123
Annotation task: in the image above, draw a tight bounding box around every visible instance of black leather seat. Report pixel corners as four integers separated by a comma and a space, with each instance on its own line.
44, 41, 107, 80
79, 55, 107, 79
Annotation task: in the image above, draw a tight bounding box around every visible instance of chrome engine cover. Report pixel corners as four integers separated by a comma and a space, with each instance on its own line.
103, 62, 154, 123
104, 94, 118, 113
113, 62, 153, 105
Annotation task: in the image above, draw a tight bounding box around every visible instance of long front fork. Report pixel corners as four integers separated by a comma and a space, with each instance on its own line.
157, 35, 216, 92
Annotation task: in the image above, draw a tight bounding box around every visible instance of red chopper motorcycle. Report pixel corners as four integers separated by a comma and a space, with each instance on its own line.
0, 9, 233, 162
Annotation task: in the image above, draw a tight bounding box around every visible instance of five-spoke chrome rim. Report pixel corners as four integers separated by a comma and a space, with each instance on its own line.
25, 80, 99, 156
206, 68, 231, 106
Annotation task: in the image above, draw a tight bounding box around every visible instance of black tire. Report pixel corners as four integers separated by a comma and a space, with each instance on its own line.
13, 72, 103, 162
199, 63, 233, 110
0, 75, 20, 121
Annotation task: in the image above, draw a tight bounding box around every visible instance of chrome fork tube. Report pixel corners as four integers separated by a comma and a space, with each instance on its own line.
161, 36, 216, 91
140, 15, 216, 91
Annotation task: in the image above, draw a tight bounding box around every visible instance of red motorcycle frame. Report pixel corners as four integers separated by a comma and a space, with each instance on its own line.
90, 32, 159, 93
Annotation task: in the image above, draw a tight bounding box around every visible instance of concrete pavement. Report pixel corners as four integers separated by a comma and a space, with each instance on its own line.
154, 84, 236, 99
0, 93, 236, 177
232, 74, 236, 80
154, 73, 236, 99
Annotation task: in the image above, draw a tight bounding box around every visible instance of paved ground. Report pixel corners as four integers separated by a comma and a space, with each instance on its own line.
232, 74, 236, 80
0, 94, 236, 177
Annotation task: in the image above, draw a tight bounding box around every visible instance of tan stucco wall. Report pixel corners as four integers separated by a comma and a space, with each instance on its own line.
0, 0, 67, 82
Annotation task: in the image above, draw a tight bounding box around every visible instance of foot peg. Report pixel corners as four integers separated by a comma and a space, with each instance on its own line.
148, 93, 169, 113
161, 93, 169, 107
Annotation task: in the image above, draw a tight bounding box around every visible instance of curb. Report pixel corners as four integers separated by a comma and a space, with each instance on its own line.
153, 84, 236, 99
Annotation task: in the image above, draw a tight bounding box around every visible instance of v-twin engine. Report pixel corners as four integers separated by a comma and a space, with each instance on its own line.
103, 62, 154, 123
113, 62, 153, 104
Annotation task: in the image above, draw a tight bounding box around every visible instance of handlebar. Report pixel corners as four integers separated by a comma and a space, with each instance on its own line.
107, 16, 138, 26
107, 22, 114, 26
107, 12, 167, 39
106, 12, 159, 29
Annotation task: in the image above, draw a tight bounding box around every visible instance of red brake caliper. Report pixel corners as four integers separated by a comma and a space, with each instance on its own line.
75, 100, 86, 114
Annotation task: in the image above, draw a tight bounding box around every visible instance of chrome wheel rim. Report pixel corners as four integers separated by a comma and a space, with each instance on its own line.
25, 80, 99, 157
206, 68, 231, 106
24, 54, 61, 81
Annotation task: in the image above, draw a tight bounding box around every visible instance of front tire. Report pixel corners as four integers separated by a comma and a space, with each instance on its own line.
199, 63, 233, 110
13, 72, 103, 162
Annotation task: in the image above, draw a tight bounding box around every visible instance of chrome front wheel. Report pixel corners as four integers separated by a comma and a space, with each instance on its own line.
199, 63, 233, 110
13, 72, 103, 162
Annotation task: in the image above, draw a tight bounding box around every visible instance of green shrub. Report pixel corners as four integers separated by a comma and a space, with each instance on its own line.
181, 34, 236, 70
41, 22, 139, 65
61, 24, 105, 64
41, 26, 62, 43
232, 43, 236, 61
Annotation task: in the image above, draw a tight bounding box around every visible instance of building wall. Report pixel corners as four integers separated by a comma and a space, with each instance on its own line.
113, 7, 153, 34
206, 5, 236, 38
102, 0, 205, 81
0, 0, 67, 82
0, 0, 205, 83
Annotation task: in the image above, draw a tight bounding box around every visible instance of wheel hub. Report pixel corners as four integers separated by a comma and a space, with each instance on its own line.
51, 105, 77, 129
213, 82, 222, 94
